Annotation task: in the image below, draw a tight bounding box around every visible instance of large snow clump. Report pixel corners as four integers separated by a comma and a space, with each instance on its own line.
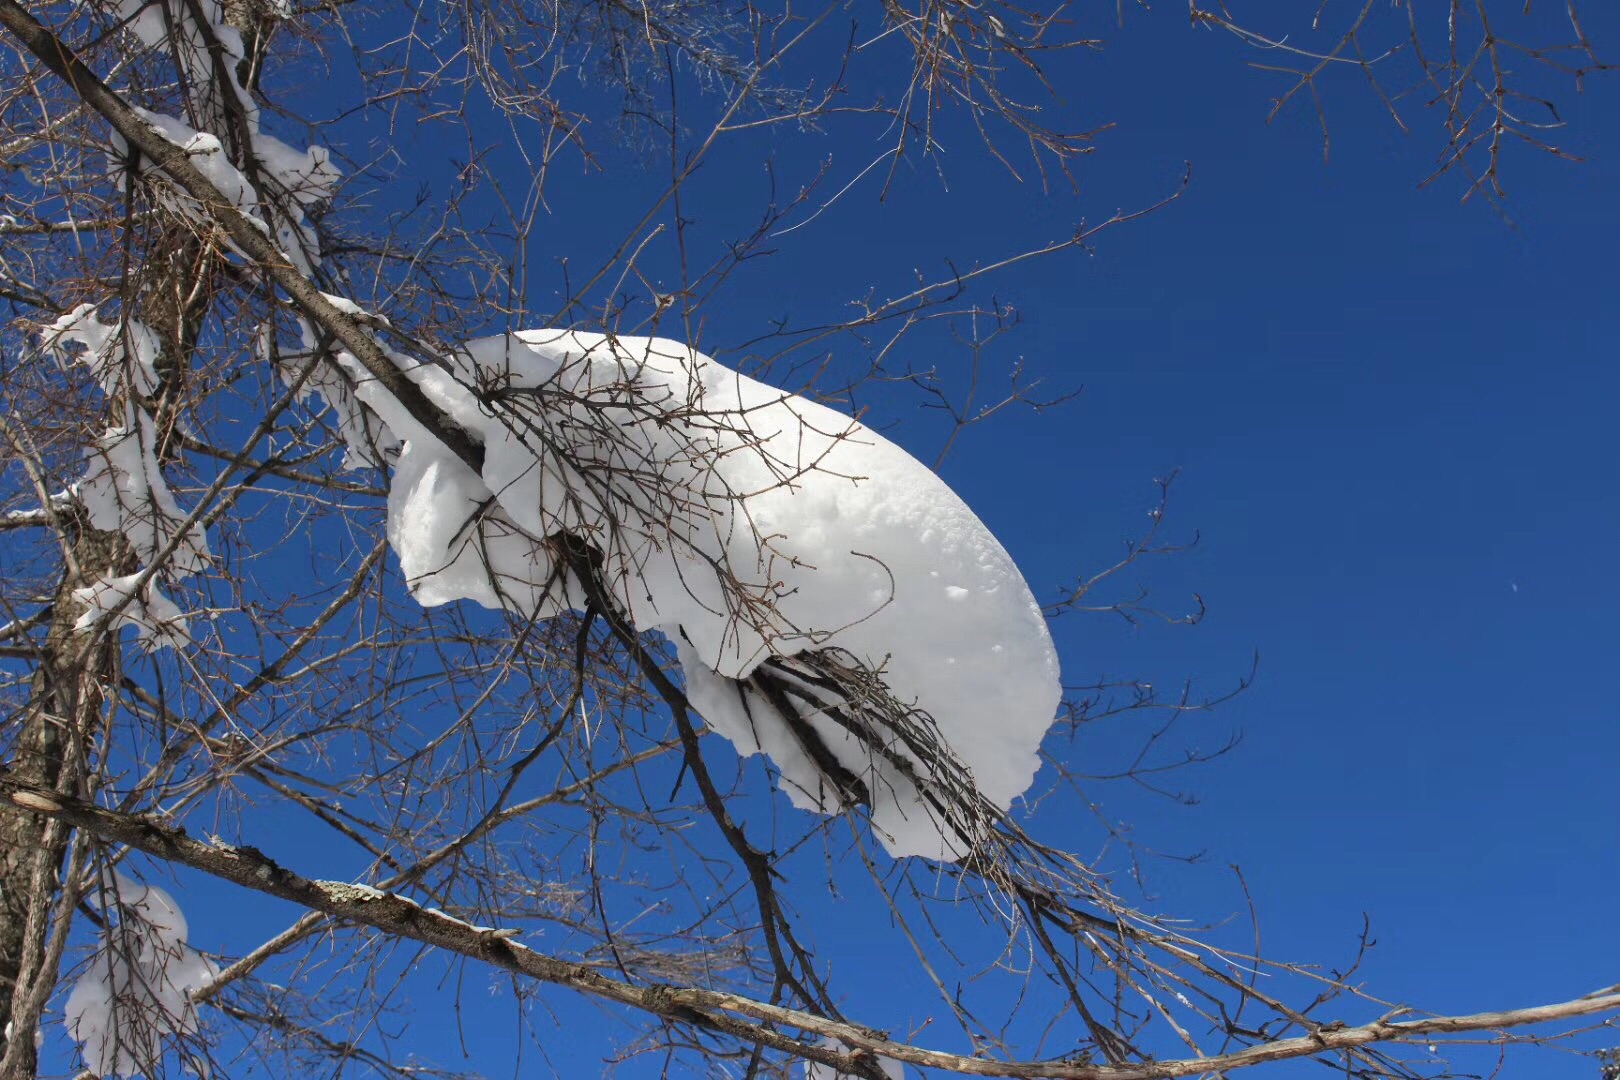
357, 331, 1060, 859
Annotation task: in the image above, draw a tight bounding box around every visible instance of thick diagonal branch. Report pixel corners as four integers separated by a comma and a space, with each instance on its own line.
6, 779, 1620, 1079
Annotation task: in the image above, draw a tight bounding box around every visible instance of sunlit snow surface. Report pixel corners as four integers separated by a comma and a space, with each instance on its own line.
373, 332, 1060, 859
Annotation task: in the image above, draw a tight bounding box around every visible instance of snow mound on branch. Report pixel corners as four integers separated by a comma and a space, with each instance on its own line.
117, 108, 336, 274
43, 307, 208, 651
277, 313, 401, 470
45, 304, 160, 397
373, 332, 1059, 859
78, 411, 211, 576
64, 874, 216, 1078
71, 573, 192, 651
104, 0, 338, 275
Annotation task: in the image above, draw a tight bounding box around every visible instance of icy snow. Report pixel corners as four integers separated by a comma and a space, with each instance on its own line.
371, 332, 1060, 859
64, 874, 216, 1078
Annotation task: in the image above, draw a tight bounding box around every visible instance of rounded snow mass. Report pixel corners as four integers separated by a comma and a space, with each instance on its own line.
374, 330, 1061, 860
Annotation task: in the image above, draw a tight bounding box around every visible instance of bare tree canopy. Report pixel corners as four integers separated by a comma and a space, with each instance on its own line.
0, 2, 1616, 1079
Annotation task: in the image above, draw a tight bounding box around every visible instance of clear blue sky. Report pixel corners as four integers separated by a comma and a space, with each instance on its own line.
518, 6, 1620, 1074
881, 8, 1620, 1076
37, 4, 1619, 1077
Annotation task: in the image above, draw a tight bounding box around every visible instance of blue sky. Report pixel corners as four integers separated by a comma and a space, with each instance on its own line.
30, 3, 1620, 1076
443, 2, 1620, 1062
596, 5, 1620, 1074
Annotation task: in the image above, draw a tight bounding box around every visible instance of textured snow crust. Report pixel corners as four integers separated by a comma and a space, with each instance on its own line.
373, 332, 1060, 858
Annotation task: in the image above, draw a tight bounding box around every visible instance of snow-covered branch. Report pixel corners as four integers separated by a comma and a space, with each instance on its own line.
5, 0, 1066, 860
0, 0, 483, 474
63, 874, 216, 1078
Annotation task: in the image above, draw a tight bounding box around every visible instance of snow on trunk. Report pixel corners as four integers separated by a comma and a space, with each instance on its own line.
43, 308, 208, 651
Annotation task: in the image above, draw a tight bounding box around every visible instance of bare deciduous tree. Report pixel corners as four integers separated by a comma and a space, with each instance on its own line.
0, 2, 1615, 1079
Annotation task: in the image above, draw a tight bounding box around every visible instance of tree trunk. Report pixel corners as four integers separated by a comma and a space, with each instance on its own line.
0, 525, 132, 1077
0, 224, 216, 1077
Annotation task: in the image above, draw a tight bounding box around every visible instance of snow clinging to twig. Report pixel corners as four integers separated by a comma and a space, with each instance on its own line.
64, 873, 217, 1078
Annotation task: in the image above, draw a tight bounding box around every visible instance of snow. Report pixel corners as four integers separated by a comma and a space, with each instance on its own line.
1, 1023, 44, 1049
3, 490, 76, 526
257, 139, 339, 207
318, 293, 387, 322
368, 332, 1060, 859
43, 308, 209, 651
332, 881, 386, 899
64, 874, 216, 1078
102, 0, 336, 275
46, 309, 179, 563
116, 107, 336, 273
278, 317, 401, 470
78, 409, 211, 575
126, 109, 266, 237
44, 305, 160, 397
804, 1037, 905, 1079
71, 573, 192, 651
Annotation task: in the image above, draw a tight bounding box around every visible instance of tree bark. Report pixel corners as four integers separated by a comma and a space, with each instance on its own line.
0, 222, 215, 1076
